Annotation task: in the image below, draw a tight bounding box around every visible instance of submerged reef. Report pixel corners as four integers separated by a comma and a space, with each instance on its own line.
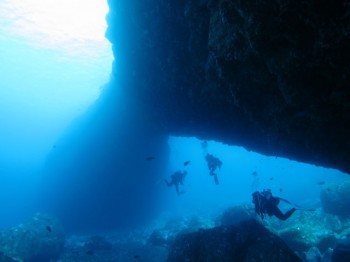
106, 0, 350, 174
0, 213, 64, 262
2, 202, 350, 261
276, 209, 341, 254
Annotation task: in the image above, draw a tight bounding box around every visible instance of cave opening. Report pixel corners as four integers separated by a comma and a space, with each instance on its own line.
167, 136, 348, 219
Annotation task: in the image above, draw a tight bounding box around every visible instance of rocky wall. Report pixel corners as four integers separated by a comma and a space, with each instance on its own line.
106, 0, 350, 174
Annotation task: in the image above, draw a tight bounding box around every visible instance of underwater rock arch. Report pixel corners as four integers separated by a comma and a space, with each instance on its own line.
106, 0, 350, 174
43, 0, 350, 231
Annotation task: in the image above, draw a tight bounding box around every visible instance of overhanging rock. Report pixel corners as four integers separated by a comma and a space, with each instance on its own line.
106, 0, 350, 174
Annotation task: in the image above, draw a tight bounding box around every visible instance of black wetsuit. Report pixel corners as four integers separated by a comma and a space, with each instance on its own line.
205, 154, 222, 185
263, 196, 296, 220
253, 191, 296, 221
166, 171, 186, 194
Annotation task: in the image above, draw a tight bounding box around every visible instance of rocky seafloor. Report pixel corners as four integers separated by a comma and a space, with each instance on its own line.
1, 181, 350, 262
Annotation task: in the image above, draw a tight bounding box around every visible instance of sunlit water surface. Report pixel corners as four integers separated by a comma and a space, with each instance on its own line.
0, 0, 112, 226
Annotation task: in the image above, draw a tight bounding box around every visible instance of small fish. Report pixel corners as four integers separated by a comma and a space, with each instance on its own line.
86, 250, 94, 256
183, 160, 191, 166
316, 181, 325, 185
53, 145, 57, 149
279, 188, 283, 192
134, 255, 140, 259
269, 177, 274, 181
46, 226, 52, 232
146, 156, 155, 161
251, 171, 258, 176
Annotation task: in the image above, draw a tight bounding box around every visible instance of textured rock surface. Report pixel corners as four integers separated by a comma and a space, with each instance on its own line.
220, 205, 255, 226
332, 237, 350, 262
320, 180, 350, 217
167, 219, 302, 261
0, 213, 64, 262
106, 0, 350, 174
61, 234, 169, 262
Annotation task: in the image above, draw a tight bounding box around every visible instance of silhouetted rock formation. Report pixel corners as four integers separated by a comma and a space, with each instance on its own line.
220, 205, 255, 226
106, 0, 350, 174
320, 180, 350, 217
167, 219, 302, 261
332, 237, 350, 262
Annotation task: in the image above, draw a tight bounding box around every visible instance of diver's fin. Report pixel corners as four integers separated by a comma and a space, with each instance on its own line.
214, 174, 219, 185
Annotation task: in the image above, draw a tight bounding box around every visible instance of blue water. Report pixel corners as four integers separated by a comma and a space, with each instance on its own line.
166, 136, 346, 218
0, 0, 348, 234
0, 0, 112, 228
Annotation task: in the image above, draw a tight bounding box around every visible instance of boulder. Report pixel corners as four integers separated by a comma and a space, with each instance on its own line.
332, 237, 350, 262
304, 246, 322, 262
277, 209, 339, 253
220, 205, 255, 226
167, 219, 301, 261
320, 181, 350, 217
83, 235, 113, 252
148, 230, 168, 247
279, 227, 312, 253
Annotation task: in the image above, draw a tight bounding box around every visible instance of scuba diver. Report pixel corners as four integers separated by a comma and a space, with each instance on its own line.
165, 171, 187, 195
205, 153, 222, 185
252, 189, 297, 221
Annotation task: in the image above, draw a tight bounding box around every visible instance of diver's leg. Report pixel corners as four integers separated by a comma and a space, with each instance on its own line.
272, 208, 285, 220
273, 208, 296, 221
165, 180, 173, 187
283, 208, 296, 220
209, 167, 215, 176
214, 173, 219, 185
175, 184, 180, 194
